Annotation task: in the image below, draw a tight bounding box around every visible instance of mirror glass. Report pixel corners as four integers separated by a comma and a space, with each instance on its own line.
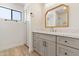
45, 4, 69, 28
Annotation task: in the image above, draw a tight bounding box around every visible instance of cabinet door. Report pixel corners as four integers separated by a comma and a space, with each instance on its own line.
44, 40, 56, 56
33, 37, 37, 51
33, 33, 56, 56
37, 38, 44, 55
33, 37, 44, 55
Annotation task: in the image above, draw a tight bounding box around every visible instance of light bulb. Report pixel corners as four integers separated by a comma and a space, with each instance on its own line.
63, 7, 67, 10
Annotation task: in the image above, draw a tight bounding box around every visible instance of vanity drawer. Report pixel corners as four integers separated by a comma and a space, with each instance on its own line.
57, 36, 79, 49
33, 32, 56, 42
57, 45, 79, 56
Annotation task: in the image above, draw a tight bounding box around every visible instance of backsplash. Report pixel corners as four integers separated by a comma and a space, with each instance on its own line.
35, 27, 79, 33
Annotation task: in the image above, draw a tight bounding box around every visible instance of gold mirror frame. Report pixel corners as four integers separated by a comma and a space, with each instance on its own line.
45, 4, 69, 28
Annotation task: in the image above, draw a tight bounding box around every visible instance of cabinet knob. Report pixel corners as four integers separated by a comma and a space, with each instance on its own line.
65, 52, 67, 55
65, 41, 67, 43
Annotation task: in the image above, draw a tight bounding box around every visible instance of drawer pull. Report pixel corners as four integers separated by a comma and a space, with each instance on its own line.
43, 41, 47, 47
43, 41, 45, 46
45, 41, 47, 47
65, 41, 67, 43
65, 52, 67, 55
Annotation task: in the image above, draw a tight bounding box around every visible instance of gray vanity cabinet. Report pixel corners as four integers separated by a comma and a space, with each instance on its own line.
33, 33, 56, 56
33, 32, 79, 56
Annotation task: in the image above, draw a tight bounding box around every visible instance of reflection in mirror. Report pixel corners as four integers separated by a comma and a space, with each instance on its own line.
45, 4, 69, 28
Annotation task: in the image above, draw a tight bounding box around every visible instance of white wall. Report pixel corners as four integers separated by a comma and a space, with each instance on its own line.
25, 3, 44, 31
24, 3, 33, 53
31, 3, 45, 31
24, 4, 45, 53
0, 20, 26, 51
0, 4, 26, 51
44, 3, 79, 33
30, 3, 79, 33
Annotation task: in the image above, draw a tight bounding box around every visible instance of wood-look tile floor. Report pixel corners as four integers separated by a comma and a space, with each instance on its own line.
0, 45, 39, 56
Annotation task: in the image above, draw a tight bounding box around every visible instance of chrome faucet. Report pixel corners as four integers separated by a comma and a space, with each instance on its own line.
50, 28, 56, 32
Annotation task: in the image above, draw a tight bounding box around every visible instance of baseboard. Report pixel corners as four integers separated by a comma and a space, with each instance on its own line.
0, 42, 25, 51
33, 50, 41, 56
24, 44, 29, 48
24, 44, 41, 56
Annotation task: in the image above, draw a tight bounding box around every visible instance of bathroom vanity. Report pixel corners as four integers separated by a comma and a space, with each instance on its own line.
32, 31, 79, 56
33, 32, 56, 56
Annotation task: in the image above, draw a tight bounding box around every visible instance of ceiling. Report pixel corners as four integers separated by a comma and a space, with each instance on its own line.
13, 3, 25, 6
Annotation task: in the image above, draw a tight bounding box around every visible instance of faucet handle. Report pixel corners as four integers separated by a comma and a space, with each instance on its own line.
54, 29, 57, 32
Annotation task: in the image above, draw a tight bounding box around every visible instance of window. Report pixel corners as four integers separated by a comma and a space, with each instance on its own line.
12, 10, 21, 21
0, 7, 11, 20
0, 6, 22, 21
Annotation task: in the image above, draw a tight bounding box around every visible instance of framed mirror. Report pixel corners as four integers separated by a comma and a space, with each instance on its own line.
45, 4, 69, 28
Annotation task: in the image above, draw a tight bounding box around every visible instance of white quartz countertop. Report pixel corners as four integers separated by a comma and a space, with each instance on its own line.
32, 31, 79, 39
